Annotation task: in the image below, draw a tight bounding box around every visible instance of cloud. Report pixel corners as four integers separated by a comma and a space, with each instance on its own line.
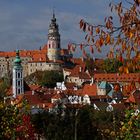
0, 0, 112, 57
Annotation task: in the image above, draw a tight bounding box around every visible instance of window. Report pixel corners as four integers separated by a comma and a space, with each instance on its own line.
18, 73, 20, 78
18, 89, 20, 94
18, 81, 20, 86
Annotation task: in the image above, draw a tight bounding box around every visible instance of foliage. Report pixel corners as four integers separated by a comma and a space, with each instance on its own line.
116, 108, 140, 140
103, 58, 123, 73
0, 101, 35, 140
68, 0, 140, 61
25, 70, 64, 88
0, 77, 11, 101
85, 57, 96, 74
40, 70, 63, 88
32, 105, 124, 140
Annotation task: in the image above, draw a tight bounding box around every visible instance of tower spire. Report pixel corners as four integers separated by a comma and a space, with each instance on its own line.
53, 8, 55, 19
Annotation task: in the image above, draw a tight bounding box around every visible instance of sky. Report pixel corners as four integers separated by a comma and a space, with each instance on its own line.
0, 0, 115, 58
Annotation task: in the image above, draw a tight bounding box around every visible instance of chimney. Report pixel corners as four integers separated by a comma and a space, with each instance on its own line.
43, 104, 45, 108
91, 77, 94, 84
32, 90, 35, 95
81, 57, 84, 62
79, 66, 82, 72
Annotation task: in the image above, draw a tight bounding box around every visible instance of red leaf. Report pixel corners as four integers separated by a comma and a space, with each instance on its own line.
83, 22, 86, 32
82, 49, 87, 58
79, 19, 84, 29
80, 44, 83, 50
90, 46, 94, 54
68, 44, 71, 50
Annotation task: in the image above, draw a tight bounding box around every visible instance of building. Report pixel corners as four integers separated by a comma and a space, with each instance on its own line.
12, 50, 24, 97
0, 13, 72, 78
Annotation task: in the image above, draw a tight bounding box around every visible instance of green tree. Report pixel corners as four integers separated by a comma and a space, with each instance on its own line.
103, 58, 123, 73
40, 71, 63, 88
25, 70, 64, 88
0, 101, 35, 139
0, 77, 11, 101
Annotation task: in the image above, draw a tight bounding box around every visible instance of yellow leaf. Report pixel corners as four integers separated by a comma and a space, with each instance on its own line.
129, 32, 133, 38
106, 34, 111, 44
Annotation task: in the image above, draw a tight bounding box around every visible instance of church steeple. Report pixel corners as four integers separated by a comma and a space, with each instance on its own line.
13, 50, 24, 97
47, 12, 61, 61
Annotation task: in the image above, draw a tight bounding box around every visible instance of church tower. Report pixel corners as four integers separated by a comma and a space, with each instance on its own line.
12, 50, 24, 98
47, 13, 61, 61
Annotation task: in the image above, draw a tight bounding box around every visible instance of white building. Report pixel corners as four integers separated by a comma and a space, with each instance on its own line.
12, 50, 24, 97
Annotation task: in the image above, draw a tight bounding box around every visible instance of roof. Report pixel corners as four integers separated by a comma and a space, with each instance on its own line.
68, 64, 91, 79
65, 82, 76, 89
81, 84, 97, 96
112, 103, 126, 112
93, 101, 109, 111
94, 73, 140, 82
125, 89, 140, 104
98, 81, 112, 89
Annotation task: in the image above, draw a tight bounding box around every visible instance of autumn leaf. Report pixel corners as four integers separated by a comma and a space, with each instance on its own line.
68, 44, 71, 50
87, 36, 90, 43
80, 44, 83, 50
129, 32, 133, 38
90, 45, 94, 54
96, 27, 100, 34
92, 37, 94, 43
82, 49, 87, 58
79, 19, 84, 29
105, 34, 111, 44
83, 22, 87, 32
99, 38, 104, 46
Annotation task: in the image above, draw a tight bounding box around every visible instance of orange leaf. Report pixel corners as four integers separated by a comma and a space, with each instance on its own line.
96, 27, 100, 34
99, 38, 104, 46
88, 26, 91, 31
87, 36, 90, 43
79, 19, 84, 29
129, 32, 133, 39
106, 34, 111, 44
95, 40, 100, 47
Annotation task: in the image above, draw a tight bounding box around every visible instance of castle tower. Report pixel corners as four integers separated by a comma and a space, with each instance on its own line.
47, 13, 61, 61
12, 50, 24, 97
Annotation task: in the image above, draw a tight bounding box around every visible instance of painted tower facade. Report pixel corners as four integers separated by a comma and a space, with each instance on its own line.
47, 13, 61, 61
13, 50, 24, 97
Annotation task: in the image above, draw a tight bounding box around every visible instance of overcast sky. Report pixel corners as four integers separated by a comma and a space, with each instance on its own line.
0, 0, 117, 58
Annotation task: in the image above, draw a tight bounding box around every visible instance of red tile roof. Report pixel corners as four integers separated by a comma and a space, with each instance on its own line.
74, 84, 97, 97
81, 84, 97, 96
94, 73, 140, 82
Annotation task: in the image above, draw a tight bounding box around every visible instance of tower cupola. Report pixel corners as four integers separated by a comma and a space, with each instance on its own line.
47, 12, 61, 61
12, 50, 24, 97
